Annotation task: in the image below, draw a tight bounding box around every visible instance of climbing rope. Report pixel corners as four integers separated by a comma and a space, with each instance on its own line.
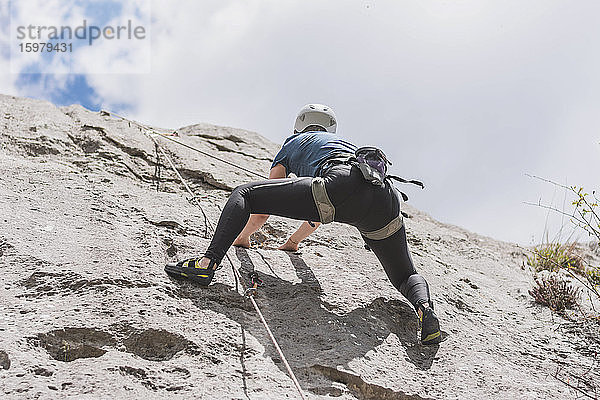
151, 137, 210, 239
101, 110, 307, 400
245, 274, 307, 400
156, 136, 307, 400
153, 139, 162, 192
103, 111, 268, 179
158, 134, 268, 179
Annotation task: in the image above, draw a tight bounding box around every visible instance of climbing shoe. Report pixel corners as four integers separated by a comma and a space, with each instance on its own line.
418, 302, 442, 345
164, 258, 219, 286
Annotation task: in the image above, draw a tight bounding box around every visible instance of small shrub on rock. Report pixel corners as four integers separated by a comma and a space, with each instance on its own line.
585, 266, 600, 287
529, 274, 581, 312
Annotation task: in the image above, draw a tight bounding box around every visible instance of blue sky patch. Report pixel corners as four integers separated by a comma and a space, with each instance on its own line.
78, 0, 123, 26
14, 72, 131, 114
9, 0, 139, 113
15, 73, 100, 110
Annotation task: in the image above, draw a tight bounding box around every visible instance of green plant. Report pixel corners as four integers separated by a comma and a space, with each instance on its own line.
529, 275, 581, 312
526, 176, 600, 311
586, 266, 600, 287
527, 242, 599, 308
526, 242, 583, 273
572, 187, 600, 244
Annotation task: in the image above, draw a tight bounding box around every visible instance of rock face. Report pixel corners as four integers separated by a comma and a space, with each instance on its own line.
0, 94, 598, 399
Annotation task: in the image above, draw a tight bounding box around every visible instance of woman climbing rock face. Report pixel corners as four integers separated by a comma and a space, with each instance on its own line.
165, 104, 442, 345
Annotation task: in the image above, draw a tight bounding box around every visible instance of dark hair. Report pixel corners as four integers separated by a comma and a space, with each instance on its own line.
296, 125, 327, 134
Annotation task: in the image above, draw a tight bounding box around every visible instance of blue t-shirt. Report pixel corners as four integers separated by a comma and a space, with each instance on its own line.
271, 132, 357, 177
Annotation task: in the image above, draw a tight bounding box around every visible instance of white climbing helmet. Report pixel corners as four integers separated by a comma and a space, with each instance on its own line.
293, 104, 337, 134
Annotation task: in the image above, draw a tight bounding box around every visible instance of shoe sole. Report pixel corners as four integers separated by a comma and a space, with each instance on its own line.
422, 330, 442, 344
421, 308, 442, 345
164, 264, 213, 286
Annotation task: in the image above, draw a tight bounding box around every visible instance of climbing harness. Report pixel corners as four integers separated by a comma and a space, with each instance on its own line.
311, 177, 335, 224
353, 146, 425, 192
100, 110, 307, 400
355, 146, 390, 186
360, 214, 404, 241
314, 146, 425, 240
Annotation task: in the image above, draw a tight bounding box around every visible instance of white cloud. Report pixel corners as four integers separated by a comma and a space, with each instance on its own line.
2, 0, 600, 244
7, 0, 151, 74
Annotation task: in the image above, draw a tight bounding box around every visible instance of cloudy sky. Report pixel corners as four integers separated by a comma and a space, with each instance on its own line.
1, 0, 599, 245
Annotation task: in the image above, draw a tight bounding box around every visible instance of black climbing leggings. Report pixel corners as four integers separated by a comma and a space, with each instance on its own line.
204, 164, 431, 310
